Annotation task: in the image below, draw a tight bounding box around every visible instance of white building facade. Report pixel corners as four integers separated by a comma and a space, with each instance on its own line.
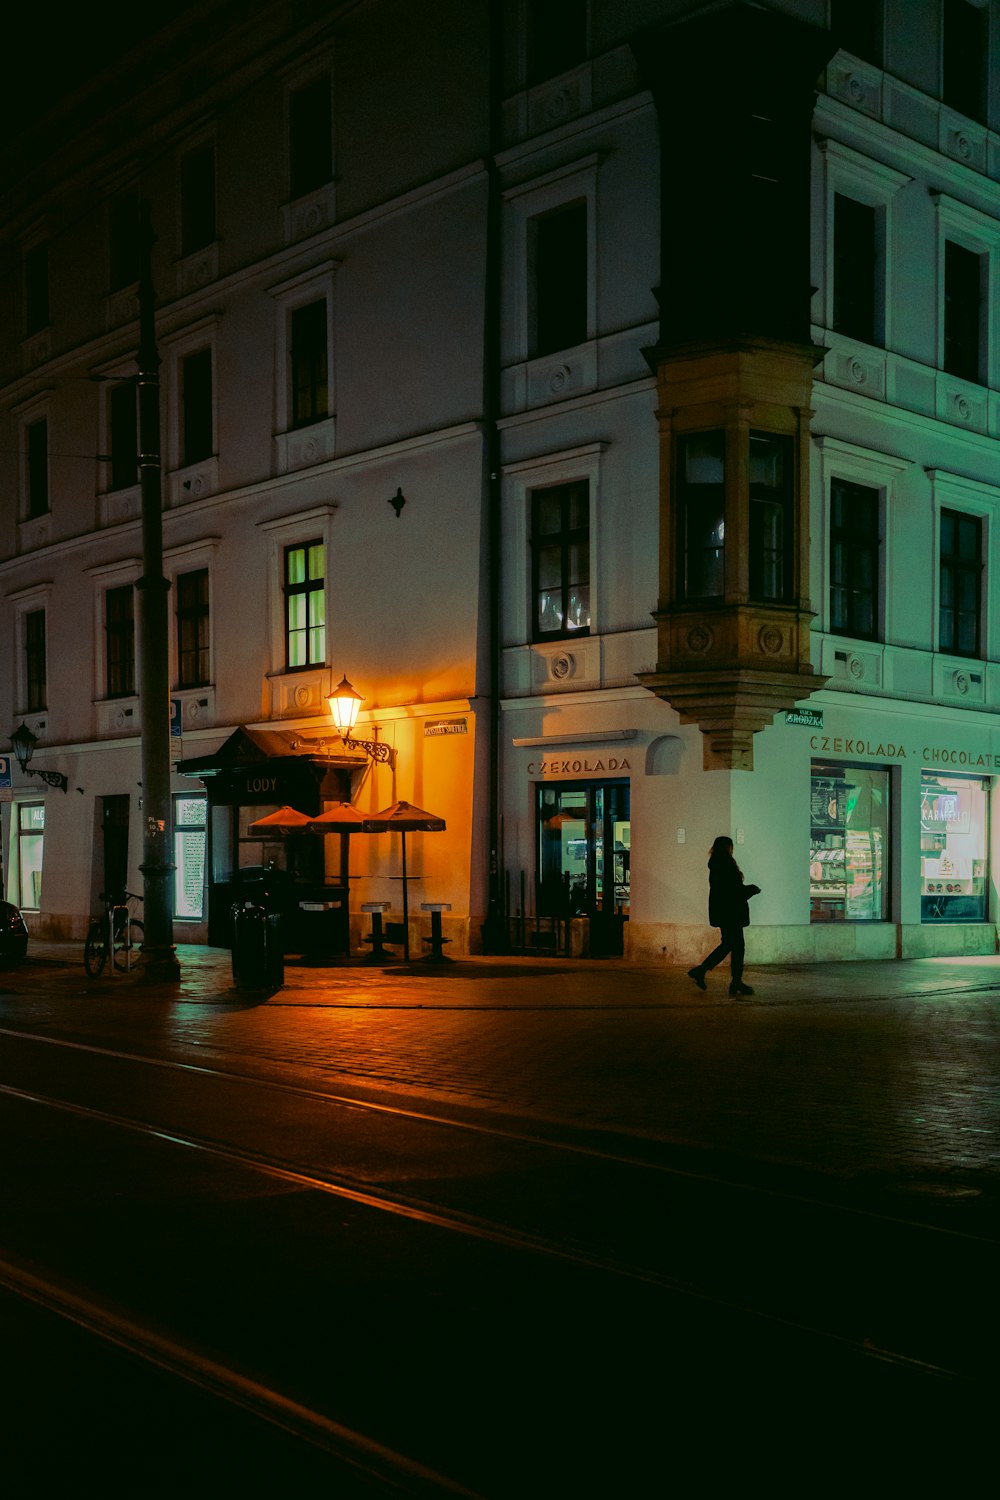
1, 1, 999, 965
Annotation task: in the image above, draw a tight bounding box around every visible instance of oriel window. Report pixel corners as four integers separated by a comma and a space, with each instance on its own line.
533, 201, 587, 357
285, 542, 326, 669
289, 76, 332, 199
105, 584, 135, 698
25, 609, 46, 713
290, 300, 328, 428
749, 433, 793, 603
939, 509, 982, 658
182, 348, 213, 465
531, 481, 590, 640
678, 432, 725, 600
176, 569, 210, 688
830, 479, 879, 640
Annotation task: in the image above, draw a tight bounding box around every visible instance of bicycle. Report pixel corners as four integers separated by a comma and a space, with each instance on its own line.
83, 890, 144, 977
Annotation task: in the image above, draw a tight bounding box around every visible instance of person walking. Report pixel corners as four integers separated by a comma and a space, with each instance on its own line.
688, 836, 760, 997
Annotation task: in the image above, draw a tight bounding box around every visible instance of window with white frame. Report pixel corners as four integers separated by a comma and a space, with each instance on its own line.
269, 265, 336, 450
505, 160, 597, 367
24, 416, 49, 519
818, 141, 909, 351
814, 436, 911, 642
943, 0, 988, 122
933, 195, 999, 390
503, 444, 603, 647
259, 505, 336, 703
105, 583, 135, 698
284, 540, 326, 669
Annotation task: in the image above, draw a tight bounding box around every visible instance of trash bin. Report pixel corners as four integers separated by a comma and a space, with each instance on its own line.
231, 899, 266, 985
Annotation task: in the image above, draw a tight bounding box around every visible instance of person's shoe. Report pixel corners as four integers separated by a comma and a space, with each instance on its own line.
729, 983, 754, 997
687, 967, 707, 990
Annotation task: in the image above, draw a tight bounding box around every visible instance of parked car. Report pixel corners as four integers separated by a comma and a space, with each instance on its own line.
0, 901, 29, 966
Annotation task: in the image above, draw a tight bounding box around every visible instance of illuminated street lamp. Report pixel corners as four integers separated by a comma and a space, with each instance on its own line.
327, 675, 394, 766
9, 723, 68, 793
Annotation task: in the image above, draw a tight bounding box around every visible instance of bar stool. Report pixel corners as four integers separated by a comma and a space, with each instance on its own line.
420, 902, 452, 962
361, 901, 394, 963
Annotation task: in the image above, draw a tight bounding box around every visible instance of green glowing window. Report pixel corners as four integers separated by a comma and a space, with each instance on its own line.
284, 541, 326, 669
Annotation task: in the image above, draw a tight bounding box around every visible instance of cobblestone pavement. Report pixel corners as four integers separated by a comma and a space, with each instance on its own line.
3, 943, 999, 1221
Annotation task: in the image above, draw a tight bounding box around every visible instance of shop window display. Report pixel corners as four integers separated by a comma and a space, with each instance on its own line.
810, 762, 888, 921
920, 772, 988, 922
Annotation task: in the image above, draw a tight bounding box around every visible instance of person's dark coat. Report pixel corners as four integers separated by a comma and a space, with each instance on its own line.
708, 850, 760, 929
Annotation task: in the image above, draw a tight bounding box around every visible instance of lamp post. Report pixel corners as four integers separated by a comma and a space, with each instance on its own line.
10, 723, 68, 793
327, 675, 394, 766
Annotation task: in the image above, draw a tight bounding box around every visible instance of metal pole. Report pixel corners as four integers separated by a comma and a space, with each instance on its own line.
136, 201, 180, 982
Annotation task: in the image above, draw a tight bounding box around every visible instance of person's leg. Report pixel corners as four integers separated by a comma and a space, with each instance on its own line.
689, 932, 731, 987
729, 928, 745, 984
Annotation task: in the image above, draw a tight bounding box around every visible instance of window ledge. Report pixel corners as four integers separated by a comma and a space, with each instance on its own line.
275, 416, 337, 474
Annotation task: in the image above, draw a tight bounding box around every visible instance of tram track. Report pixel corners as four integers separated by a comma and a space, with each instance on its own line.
0, 1024, 993, 1386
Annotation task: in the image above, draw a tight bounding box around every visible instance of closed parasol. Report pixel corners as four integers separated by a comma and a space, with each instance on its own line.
362, 800, 446, 959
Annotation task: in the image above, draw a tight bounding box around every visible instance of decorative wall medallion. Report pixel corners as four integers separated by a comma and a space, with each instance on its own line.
549, 364, 570, 394
304, 203, 323, 233
686, 625, 712, 654
293, 683, 311, 709
849, 357, 867, 385
543, 90, 571, 125
848, 654, 865, 680
955, 395, 971, 421
953, 672, 970, 696
954, 131, 972, 160
550, 653, 574, 680
848, 75, 865, 103
302, 437, 319, 463
758, 626, 783, 656
113, 708, 130, 730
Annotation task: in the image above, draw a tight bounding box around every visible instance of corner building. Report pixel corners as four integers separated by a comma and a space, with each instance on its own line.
2, 2, 999, 966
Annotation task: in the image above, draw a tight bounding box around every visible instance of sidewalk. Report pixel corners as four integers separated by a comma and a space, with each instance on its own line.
11, 937, 1000, 1009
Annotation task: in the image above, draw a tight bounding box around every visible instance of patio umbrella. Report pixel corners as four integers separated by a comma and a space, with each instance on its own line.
362, 800, 446, 959
304, 802, 369, 905
247, 806, 313, 833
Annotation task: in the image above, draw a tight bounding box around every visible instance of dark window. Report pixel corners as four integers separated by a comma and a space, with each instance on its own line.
527, 0, 588, 86
108, 192, 140, 291
290, 300, 328, 428
25, 609, 46, 713
830, 478, 879, 640
109, 380, 138, 490
944, 240, 983, 383
176, 569, 210, 688
284, 542, 326, 669
24, 243, 49, 335
180, 143, 216, 256
182, 348, 213, 465
939, 509, 981, 658
830, 0, 883, 65
106, 584, 135, 698
833, 194, 878, 343
289, 76, 332, 199
531, 480, 590, 640
26, 418, 48, 518
677, 432, 725, 601
534, 201, 587, 357
749, 433, 794, 603
944, 0, 987, 120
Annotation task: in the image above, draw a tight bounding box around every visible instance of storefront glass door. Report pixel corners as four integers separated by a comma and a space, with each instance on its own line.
537, 780, 630, 955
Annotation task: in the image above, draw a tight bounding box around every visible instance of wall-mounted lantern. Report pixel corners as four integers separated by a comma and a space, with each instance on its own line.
327, 676, 395, 767
10, 723, 68, 793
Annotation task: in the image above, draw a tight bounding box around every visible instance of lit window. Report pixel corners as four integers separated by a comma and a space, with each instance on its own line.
284, 542, 326, 668
531, 481, 590, 640
677, 432, 725, 600
810, 762, 889, 922
17, 803, 45, 911
748, 433, 793, 603
921, 771, 988, 922
174, 795, 207, 920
